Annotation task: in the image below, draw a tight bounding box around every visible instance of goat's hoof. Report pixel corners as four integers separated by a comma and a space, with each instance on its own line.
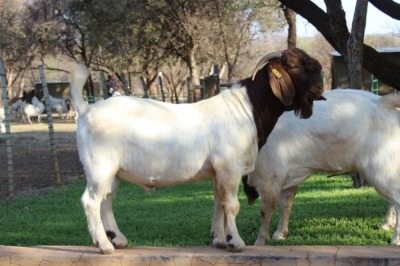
227, 238, 245, 253
227, 243, 245, 253
390, 237, 400, 246
254, 238, 266, 246
213, 239, 227, 249
380, 223, 393, 231
99, 242, 115, 255
112, 236, 129, 249
272, 232, 288, 241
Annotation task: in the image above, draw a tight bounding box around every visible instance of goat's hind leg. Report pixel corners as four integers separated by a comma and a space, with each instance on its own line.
390, 202, 400, 245
273, 186, 298, 240
81, 175, 115, 254
100, 178, 128, 249
254, 185, 280, 245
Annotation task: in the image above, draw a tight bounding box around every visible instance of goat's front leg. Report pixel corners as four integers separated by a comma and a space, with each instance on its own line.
215, 173, 245, 252
100, 178, 128, 249
211, 181, 227, 249
272, 186, 297, 241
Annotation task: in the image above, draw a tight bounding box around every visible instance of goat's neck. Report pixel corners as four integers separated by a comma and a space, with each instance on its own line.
242, 78, 285, 150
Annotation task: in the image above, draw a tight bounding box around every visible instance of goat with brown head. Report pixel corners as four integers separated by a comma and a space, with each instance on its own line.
242, 47, 324, 204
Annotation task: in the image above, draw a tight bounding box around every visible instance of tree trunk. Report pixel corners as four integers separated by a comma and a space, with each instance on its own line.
277, 0, 400, 89
369, 0, 400, 20
186, 47, 200, 86
347, 0, 368, 89
282, 5, 297, 49
144, 69, 159, 100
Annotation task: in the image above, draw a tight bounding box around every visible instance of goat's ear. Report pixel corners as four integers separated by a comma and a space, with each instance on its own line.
267, 61, 295, 106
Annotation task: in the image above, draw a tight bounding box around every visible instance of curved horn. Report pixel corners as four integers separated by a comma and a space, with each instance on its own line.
251, 51, 283, 80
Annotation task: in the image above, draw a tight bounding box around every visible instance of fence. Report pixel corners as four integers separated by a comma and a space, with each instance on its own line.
0, 63, 83, 199
0, 64, 234, 199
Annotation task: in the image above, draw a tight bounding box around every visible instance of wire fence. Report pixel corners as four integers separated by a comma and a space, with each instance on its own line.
0, 64, 234, 200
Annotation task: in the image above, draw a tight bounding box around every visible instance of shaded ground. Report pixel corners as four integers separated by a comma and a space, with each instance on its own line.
0, 118, 84, 199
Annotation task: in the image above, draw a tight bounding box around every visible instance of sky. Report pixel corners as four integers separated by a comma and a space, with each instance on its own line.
297, 0, 400, 36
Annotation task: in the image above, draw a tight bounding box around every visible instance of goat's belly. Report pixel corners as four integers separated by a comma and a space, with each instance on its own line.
117, 165, 214, 189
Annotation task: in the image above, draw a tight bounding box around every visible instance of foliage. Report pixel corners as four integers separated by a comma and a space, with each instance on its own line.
0, 174, 391, 247
0, 0, 39, 93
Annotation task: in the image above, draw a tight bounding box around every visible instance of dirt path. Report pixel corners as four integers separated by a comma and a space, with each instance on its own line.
0, 119, 84, 199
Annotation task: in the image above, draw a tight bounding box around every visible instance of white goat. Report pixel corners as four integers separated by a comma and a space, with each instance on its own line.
47, 95, 73, 119
70, 48, 324, 254
247, 89, 400, 246
21, 96, 45, 123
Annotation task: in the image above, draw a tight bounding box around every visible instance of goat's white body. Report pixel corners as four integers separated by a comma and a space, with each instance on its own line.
21, 96, 45, 124
78, 89, 257, 188
248, 89, 400, 245
72, 64, 258, 254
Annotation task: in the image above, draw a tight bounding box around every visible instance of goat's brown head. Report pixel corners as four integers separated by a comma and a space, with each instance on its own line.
252, 48, 324, 118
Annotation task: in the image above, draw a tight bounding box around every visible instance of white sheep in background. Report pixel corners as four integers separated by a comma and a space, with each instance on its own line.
47, 95, 73, 119
21, 96, 45, 123
246, 89, 400, 246
70, 48, 324, 254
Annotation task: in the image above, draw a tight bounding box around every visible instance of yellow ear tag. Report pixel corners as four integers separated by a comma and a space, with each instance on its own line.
272, 68, 282, 78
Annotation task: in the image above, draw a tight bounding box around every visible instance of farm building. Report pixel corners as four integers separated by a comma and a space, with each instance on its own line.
331, 47, 400, 95
33, 80, 102, 99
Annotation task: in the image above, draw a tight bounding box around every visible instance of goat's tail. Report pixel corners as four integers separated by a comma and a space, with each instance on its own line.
70, 63, 90, 115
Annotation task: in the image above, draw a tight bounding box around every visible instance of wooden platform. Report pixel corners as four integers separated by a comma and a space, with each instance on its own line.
1, 245, 400, 265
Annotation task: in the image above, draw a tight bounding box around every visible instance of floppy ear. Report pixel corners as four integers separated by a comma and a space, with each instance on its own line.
267, 61, 295, 106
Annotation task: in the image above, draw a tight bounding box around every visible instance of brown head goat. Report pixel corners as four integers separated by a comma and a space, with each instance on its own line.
70, 47, 323, 255
242, 48, 324, 204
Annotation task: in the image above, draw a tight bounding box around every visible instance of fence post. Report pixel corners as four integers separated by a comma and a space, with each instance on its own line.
100, 71, 109, 99
39, 65, 61, 187
213, 64, 221, 95
200, 79, 205, 100
158, 75, 166, 102
0, 59, 14, 198
187, 77, 194, 103
140, 76, 149, 98
119, 73, 130, 96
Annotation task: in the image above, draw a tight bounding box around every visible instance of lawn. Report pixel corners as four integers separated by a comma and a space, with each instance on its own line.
0, 174, 392, 247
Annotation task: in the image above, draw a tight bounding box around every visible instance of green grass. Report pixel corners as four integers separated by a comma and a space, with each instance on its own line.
0, 174, 392, 247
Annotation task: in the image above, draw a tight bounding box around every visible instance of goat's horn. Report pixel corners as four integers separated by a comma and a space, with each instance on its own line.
252, 51, 284, 80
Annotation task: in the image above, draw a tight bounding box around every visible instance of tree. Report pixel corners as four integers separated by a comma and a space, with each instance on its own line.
276, 0, 400, 89
346, 0, 368, 89
213, 0, 284, 81
282, 5, 297, 49
369, 0, 400, 20
0, 0, 39, 96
